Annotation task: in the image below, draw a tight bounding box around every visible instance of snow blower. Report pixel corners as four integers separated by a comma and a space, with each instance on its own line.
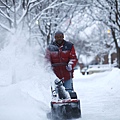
50, 78, 81, 120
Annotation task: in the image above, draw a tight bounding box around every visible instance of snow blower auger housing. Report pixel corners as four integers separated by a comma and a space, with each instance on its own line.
50, 78, 81, 120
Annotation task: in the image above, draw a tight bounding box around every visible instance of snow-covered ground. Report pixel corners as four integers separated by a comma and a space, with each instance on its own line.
0, 66, 120, 120
0, 42, 120, 120
74, 68, 120, 120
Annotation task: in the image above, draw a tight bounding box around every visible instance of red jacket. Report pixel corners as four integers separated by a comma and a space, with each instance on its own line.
45, 40, 78, 81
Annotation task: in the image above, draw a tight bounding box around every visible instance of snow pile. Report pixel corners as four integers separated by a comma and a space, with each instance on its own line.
0, 51, 56, 120
103, 68, 120, 94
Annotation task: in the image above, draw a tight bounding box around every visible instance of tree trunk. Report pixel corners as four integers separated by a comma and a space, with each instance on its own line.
13, 0, 17, 30
117, 47, 120, 68
111, 28, 120, 68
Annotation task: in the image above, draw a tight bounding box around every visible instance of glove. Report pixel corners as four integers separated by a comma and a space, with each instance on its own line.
54, 78, 63, 86
66, 64, 72, 71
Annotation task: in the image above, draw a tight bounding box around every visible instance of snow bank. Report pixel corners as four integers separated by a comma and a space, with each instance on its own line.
103, 68, 120, 94
0, 55, 56, 120
74, 68, 120, 95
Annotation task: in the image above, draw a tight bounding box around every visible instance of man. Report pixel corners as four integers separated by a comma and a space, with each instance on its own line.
45, 31, 78, 92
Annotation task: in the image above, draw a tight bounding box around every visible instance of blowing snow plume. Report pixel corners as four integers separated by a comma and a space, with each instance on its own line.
0, 30, 56, 86
0, 30, 57, 120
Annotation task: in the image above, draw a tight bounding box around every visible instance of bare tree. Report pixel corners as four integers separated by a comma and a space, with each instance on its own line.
0, 0, 83, 49
90, 0, 120, 68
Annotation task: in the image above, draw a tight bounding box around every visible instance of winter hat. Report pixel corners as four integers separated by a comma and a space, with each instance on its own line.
55, 31, 64, 36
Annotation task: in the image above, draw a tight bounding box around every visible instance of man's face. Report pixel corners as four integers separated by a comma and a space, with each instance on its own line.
55, 34, 64, 44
